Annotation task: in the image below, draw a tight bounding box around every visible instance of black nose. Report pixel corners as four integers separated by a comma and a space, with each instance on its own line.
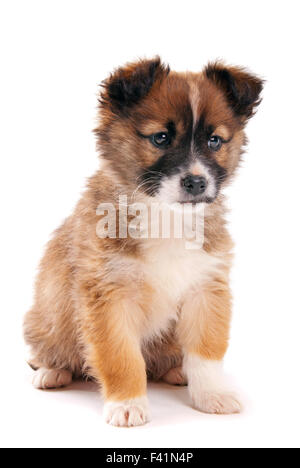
182, 175, 207, 196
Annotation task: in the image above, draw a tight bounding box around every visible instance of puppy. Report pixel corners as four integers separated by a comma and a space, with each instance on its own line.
24, 57, 263, 427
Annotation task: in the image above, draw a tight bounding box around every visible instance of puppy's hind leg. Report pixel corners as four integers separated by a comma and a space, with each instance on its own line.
162, 367, 187, 386
32, 368, 73, 390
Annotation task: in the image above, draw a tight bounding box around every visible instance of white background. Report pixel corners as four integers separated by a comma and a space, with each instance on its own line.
1, 0, 300, 449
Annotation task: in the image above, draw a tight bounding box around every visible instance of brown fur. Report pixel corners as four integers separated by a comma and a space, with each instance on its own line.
24, 57, 263, 407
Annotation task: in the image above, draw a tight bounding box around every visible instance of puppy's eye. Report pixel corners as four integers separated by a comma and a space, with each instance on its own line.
208, 136, 222, 151
151, 132, 171, 148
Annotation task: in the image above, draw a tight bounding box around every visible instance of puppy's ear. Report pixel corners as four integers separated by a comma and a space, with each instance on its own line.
101, 57, 169, 113
205, 62, 264, 119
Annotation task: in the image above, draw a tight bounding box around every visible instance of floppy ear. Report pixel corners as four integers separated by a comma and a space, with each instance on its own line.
205, 62, 264, 119
101, 57, 169, 113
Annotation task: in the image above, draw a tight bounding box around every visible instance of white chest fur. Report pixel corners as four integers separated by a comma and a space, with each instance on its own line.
140, 238, 225, 338
143, 239, 221, 299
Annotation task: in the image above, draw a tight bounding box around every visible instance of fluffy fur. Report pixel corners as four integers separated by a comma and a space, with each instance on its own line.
24, 57, 263, 426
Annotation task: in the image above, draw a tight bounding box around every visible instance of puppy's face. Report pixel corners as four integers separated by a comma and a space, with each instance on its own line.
97, 58, 263, 204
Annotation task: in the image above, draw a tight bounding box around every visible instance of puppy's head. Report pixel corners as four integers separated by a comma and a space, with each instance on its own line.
96, 57, 263, 204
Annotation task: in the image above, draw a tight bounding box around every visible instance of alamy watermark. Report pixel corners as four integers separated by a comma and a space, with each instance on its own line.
96, 196, 205, 250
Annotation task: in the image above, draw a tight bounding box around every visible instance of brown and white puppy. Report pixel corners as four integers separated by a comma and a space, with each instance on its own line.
24, 58, 263, 427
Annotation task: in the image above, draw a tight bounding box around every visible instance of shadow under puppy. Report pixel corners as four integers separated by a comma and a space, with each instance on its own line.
24, 57, 263, 426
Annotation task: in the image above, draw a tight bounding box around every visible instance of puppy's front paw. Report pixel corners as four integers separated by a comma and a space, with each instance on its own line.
185, 355, 242, 415
193, 391, 242, 415
104, 396, 150, 427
